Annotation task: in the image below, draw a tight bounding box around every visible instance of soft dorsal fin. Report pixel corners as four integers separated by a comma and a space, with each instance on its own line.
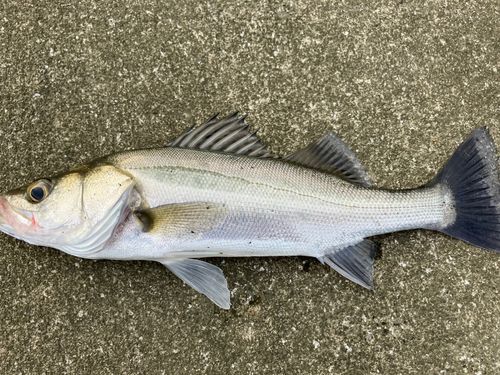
285, 132, 372, 187
167, 112, 277, 158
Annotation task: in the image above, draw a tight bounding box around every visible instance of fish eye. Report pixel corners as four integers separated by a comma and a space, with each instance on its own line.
26, 179, 54, 203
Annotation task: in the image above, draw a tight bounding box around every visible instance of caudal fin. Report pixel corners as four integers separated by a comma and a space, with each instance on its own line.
428, 127, 500, 253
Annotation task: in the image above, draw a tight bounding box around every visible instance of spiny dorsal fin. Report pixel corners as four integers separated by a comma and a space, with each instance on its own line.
320, 239, 379, 290
167, 112, 277, 158
285, 132, 372, 187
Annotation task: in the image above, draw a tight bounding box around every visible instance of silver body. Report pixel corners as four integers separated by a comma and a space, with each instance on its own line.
6, 114, 488, 309
96, 148, 453, 261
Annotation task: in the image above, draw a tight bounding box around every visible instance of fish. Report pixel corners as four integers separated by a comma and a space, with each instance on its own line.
1, 112, 499, 309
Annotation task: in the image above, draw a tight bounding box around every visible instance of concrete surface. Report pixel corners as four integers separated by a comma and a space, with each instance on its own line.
1, 0, 500, 373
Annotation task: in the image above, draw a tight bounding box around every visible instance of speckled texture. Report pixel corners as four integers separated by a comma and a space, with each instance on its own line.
0, 0, 499, 374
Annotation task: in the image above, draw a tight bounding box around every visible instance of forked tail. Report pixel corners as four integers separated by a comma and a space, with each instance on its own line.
428, 127, 500, 252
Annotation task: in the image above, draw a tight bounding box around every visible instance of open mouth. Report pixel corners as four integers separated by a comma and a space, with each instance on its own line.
0, 197, 38, 236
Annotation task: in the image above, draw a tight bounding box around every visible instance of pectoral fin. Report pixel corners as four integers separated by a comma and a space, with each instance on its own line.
134, 202, 228, 238
135, 203, 231, 308
161, 259, 231, 309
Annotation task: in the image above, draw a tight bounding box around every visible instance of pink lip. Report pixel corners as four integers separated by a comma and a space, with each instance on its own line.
0, 197, 40, 236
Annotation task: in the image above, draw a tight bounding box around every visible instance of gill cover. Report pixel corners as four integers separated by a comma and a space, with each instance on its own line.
58, 165, 135, 257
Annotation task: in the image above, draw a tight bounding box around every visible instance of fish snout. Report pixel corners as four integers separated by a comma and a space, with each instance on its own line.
0, 196, 37, 236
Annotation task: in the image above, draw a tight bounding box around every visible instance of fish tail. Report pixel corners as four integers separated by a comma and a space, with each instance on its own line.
428, 127, 500, 252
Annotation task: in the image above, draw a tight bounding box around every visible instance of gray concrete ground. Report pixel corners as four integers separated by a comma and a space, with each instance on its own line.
0, 0, 499, 373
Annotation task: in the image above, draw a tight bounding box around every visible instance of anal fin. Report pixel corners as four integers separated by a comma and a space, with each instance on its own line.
161, 259, 231, 309
320, 239, 379, 289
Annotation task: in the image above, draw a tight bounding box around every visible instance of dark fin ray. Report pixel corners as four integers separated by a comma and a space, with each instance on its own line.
161, 259, 230, 309
427, 127, 500, 253
174, 114, 220, 148
285, 132, 372, 187
167, 113, 277, 158
320, 239, 378, 289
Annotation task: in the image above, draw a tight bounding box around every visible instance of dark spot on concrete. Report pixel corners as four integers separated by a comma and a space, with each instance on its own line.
249, 295, 261, 306
302, 259, 312, 272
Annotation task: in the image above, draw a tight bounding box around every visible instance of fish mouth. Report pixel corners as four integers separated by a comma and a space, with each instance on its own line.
0, 197, 38, 236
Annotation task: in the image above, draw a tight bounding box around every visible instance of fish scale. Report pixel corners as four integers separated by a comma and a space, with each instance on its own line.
98, 147, 450, 260
0, 113, 499, 309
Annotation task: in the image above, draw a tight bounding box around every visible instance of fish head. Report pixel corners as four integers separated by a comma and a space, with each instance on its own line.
0, 164, 135, 257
